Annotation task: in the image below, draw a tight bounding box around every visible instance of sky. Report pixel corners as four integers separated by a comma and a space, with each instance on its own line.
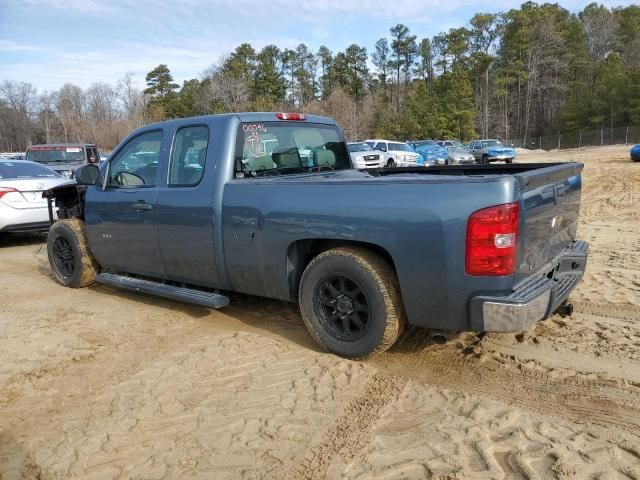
0, 0, 636, 93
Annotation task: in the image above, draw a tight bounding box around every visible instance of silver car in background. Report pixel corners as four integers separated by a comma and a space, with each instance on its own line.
447, 146, 476, 165
347, 142, 383, 169
0, 160, 73, 233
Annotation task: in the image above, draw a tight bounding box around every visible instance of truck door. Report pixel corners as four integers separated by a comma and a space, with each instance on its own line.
155, 125, 221, 288
84, 129, 166, 278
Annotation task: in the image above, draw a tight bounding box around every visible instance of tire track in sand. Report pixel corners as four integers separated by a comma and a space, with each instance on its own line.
273, 371, 406, 480
371, 328, 640, 437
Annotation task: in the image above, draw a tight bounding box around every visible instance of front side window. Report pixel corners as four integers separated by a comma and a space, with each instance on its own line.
169, 126, 209, 186
235, 122, 351, 177
108, 130, 162, 187
481, 140, 501, 148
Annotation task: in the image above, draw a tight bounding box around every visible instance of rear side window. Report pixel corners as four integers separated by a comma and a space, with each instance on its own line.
86, 146, 99, 164
235, 121, 350, 177
0, 162, 60, 179
169, 126, 209, 186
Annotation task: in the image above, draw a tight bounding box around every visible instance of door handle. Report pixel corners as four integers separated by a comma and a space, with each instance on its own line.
132, 201, 153, 211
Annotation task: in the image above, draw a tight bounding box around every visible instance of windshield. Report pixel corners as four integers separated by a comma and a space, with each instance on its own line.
236, 122, 351, 177
481, 140, 502, 148
389, 142, 412, 152
0, 161, 60, 179
26, 146, 85, 163
448, 147, 469, 155
412, 140, 437, 148
348, 143, 373, 153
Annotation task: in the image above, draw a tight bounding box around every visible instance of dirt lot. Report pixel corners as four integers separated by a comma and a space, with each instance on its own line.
1, 145, 639, 479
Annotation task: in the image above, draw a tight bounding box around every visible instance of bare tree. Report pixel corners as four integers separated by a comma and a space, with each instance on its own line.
56, 83, 86, 143
117, 72, 146, 130
0, 80, 38, 149
39, 91, 58, 144
199, 59, 250, 112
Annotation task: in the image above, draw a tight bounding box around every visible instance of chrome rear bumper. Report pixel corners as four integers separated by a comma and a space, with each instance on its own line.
470, 240, 589, 332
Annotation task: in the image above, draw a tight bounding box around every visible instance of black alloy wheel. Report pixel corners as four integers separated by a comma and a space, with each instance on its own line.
314, 274, 371, 342
53, 236, 75, 277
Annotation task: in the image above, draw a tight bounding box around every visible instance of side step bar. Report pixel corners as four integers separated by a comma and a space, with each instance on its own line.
95, 273, 230, 309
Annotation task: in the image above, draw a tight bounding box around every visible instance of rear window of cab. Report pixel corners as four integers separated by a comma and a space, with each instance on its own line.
234, 122, 351, 177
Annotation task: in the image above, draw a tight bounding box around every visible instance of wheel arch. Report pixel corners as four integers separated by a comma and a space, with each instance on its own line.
285, 238, 400, 300
43, 184, 87, 221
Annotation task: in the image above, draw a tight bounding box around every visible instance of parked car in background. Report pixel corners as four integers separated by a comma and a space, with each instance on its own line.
25, 144, 101, 179
0, 153, 25, 160
410, 140, 449, 165
365, 139, 421, 167
437, 140, 465, 149
0, 160, 72, 233
447, 146, 476, 165
469, 139, 516, 164
631, 144, 640, 162
347, 142, 383, 169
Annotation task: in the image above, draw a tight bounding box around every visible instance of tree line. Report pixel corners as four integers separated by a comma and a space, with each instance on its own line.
1, 2, 639, 151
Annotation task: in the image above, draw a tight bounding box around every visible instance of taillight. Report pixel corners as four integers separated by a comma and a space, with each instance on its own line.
0, 187, 18, 199
276, 112, 306, 120
465, 202, 520, 276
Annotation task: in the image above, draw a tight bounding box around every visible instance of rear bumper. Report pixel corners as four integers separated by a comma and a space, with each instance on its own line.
469, 240, 589, 332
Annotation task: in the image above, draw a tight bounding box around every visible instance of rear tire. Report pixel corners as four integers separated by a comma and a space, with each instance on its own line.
506, 158, 513, 164
482, 154, 489, 165
299, 247, 406, 358
47, 219, 98, 288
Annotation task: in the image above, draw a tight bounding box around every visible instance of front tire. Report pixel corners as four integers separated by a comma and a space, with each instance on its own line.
482, 154, 489, 165
299, 247, 406, 358
386, 158, 396, 168
506, 158, 513, 164
47, 219, 98, 288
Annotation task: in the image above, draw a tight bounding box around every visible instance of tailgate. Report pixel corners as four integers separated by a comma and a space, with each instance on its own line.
514, 163, 583, 281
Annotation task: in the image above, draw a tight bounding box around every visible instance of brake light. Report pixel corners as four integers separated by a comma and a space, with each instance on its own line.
276, 112, 306, 120
0, 187, 18, 199
465, 202, 520, 276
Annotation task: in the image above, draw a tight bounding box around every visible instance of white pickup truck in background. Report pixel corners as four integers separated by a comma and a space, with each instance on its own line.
347, 142, 383, 169
365, 139, 421, 167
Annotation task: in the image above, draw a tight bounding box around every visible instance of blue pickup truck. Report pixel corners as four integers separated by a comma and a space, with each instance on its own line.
44, 113, 588, 358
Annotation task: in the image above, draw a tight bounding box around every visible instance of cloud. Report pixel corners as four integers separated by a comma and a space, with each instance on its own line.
2, 0, 639, 92
0, 40, 44, 52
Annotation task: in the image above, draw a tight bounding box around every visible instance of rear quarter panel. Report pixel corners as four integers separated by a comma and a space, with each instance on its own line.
221, 173, 520, 331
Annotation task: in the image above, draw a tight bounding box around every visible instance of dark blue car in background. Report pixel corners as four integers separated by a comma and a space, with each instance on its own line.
631, 144, 640, 162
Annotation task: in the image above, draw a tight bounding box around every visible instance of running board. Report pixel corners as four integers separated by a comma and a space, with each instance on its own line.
95, 273, 230, 309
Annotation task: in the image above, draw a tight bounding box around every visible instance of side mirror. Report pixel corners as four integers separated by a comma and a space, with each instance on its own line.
75, 164, 100, 185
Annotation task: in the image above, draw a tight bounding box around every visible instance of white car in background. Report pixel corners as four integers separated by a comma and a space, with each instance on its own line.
0, 160, 72, 233
364, 139, 421, 167
347, 142, 383, 169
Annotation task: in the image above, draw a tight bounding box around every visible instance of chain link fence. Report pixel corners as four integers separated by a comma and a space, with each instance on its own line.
506, 125, 640, 150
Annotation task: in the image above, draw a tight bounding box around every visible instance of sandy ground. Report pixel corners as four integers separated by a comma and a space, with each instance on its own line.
1, 145, 639, 479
